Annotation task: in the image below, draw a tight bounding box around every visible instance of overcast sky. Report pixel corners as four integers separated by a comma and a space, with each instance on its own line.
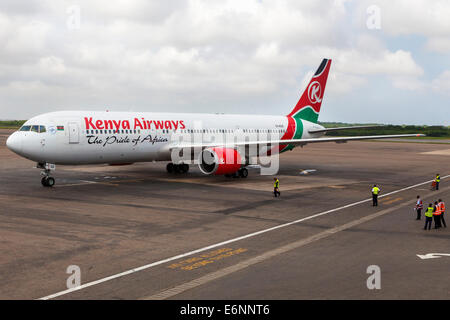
0, 0, 449, 125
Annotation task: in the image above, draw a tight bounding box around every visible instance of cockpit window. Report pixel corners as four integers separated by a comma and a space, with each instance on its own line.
19, 125, 31, 131
19, 125, 46, 133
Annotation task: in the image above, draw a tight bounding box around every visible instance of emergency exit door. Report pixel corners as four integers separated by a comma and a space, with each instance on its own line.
68, 122, 79, 144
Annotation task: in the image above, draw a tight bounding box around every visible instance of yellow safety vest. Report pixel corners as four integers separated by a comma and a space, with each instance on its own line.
425, 207, 434, 218
436, 175, 440, 183
372, 187, 380, 195
274, 180, 279, 188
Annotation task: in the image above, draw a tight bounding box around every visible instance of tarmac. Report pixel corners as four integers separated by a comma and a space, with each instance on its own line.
0, 128, 449, 300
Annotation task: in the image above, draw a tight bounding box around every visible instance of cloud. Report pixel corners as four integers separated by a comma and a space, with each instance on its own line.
432, 70, 450, 95
0, 0, 445, 125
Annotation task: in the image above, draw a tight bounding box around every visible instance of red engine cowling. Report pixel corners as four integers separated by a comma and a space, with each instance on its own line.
198, 147, 242, 175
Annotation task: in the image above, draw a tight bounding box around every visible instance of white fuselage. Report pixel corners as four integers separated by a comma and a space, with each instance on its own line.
6, 111, 324, 165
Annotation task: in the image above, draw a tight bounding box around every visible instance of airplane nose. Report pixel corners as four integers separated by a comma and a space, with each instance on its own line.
6, 133, 23, 154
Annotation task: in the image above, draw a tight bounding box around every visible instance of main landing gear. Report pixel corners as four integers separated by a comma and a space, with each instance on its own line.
225, 167, 248, 178
38, 162, 56, 187
166, 163, 189, 174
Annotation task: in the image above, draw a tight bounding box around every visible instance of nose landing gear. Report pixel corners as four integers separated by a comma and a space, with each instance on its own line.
37, 162, 56, 187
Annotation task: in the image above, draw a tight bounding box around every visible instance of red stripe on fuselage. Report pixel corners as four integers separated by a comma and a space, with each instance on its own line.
267, 116, 295, 155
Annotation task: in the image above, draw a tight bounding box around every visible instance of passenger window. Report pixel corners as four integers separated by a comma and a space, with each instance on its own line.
19, 126, 31, 131
31, 125, 39, 132
39, 126, 46, 133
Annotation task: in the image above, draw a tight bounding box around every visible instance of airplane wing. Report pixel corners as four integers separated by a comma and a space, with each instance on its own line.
308, 125, 383, 134
170, 133, 425, 150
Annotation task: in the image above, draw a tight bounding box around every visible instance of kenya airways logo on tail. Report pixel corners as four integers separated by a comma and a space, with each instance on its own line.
307, 81, 322, 104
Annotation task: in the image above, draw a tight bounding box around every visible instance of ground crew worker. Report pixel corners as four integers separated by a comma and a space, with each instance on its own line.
433, 201, 441, 229
371, 184, 380, 206
414, 195, 423, 220
435, 174, 440, 190
424, 203, 434, 230
273, 177, 280, 197
438, 199, 446, 228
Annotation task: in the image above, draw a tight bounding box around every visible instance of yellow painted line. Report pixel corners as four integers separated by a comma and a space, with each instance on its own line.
168, 248, 232, 269
168, 247, 248, 271
181, 248, 248, 271
382, 197, 403, 205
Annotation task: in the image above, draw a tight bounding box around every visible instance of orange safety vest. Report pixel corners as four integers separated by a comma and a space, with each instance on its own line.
440, 202, 446, 213
434, 204, 441, 215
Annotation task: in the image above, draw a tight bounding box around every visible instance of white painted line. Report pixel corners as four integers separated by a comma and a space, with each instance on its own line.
55, 180, 98, 187
38, 175, 449, 300
417, 253, 450, 260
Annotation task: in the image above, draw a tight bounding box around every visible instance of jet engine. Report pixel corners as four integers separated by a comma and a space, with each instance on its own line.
198, 147, 242, 175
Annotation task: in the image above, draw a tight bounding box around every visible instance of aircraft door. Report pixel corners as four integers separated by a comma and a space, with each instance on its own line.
68, 122, 80, 144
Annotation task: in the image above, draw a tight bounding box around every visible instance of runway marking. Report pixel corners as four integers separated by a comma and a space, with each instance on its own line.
55, 179, 144, 188
38, 175, 449, 300
328, 185, 346, 189
421, 149, 450, 156
170, 248, 248, 271
180, 248, 248, 270
382, 197, 403, 205
417, 253, 450, 260
144, 186, 450, 300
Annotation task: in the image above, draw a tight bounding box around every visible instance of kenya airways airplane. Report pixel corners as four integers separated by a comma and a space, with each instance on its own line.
6, 59, 423, 187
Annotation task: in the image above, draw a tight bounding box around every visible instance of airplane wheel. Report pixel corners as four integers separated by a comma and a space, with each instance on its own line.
41, 177, 55, 187
181, 164, 189, 173
173, 165, 181, 173
239, 168, 248, 178
47, 177, 55, 187
166, 163, 174, 173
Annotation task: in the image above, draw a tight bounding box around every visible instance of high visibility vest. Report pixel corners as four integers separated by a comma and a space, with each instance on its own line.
372, 187, 380, 195
436, 175, 440, 182
417, 200, 423, 209
425, 207, 434, 217
440, 202, 445, 213
274, 180, 279, 188
434, 205, 441, 215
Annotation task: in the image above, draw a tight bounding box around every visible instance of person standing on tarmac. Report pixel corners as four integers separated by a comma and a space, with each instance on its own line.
438, 199, 446, 228
414, 195, 423, 220
273, 177, 280, 198
435, 174, 440, 190
372, 184, 380, 206
424, 203, 434, 230
433, 201, 441, 229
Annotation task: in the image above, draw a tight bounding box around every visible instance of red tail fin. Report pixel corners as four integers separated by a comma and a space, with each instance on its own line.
287, 59, 332, 123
